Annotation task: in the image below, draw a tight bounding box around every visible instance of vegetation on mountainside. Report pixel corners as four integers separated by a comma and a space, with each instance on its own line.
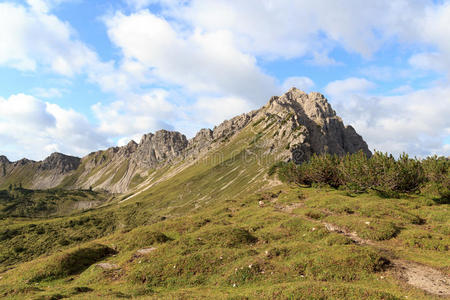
0, 123, 448, 299
0, 187, 111, 218
270, 151, 449, 201
0, 184, 447, 299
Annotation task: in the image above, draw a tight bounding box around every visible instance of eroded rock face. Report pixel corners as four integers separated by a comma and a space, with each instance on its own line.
39, 152, 81, 173
212, 112, 257, 141
134, 130, 188, 168
261, 88, 371, 162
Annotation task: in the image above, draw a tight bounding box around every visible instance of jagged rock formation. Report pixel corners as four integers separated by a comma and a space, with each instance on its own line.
133, 130, 188, 168
0, 88, 371, 192
259, 88, 371, 162
39, 152, 81, 173
0, 153, 80, 189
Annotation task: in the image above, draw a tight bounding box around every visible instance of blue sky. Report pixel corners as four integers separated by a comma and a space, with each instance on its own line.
0, 0, 449, 160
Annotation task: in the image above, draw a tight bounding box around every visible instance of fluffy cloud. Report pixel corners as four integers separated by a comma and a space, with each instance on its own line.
92, 89, 175, 137
25, 0, 74, 13
0, 2, 103, 76
165, 0, 426, 60
31, 87, 65, 99
409, 2, 450, 74
192, 96, 253, 125
105, 10, 278, 104
323, 79, 450, 157
2, 0, 450, 160
0, 2, 135, 96
324, 78, 375, 99
0, 94, 107, 161
282, 77, 315, 93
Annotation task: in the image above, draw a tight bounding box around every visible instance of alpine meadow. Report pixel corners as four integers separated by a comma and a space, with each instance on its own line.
0, 1, 449, 300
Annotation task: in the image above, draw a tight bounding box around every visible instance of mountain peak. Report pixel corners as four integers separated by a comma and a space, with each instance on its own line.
0, 155, 9, 164
40, 152, 81, 173
267, 87, 335, 119
258, 88, 370, 162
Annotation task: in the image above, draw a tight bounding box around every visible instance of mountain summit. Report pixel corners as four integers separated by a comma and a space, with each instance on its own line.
0, 88, 370, 192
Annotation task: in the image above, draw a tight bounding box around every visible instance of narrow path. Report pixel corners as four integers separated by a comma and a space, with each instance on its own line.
273, 201, 450, 297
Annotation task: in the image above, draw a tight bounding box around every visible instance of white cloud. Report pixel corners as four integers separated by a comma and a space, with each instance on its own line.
323, 81, 450, 157
324, 77, 375, 99
192, 96, 253, 125
105, 10, 278, 103
26, 0, 75, 13
92, 89, 175, 137
306, 52, 342, 66
390, 85, 414, 94
0, 94, 107, 161
0, 1, 129, 96
0, 2, 106, 77
166, 0, 426, 60
282, 77, 315, 94
32, 87, 65, 99
3, 0, 450, 160
125, 0, 155, 10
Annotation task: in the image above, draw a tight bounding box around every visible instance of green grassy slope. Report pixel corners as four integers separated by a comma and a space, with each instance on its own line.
0, 118, 448, 299
0, 188, 112, 218
0, 184, 448, 299
0, 164, 39, 189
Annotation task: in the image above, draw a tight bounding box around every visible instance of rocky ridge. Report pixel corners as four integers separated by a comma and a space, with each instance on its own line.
0, 153, 80, 189
0, 88, 370, 192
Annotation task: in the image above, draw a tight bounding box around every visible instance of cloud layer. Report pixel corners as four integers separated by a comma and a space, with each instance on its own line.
0, 94, 107, 160
0, 0, 449, 160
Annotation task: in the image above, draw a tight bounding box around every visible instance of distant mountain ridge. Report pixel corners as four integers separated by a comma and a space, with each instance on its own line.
0, 88, 370, 192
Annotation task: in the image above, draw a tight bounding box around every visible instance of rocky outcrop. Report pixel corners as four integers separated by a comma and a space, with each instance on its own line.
260, 88, 371, 162
0, 88, 371, 192
212, 111, 258, 141
39, 152, 81, 173
133, 130, 188, 168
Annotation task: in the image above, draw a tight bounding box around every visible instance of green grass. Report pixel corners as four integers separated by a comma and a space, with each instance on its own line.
0, 184, 447, 299
28, 243, 116, 283
0, 125, 447, 299
0, 188, 111, 218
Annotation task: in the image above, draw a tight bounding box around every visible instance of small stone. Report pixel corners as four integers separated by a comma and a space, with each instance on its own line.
365, 221, 371, 225
136, 247, 157, 256
96, 263, 119, 270
258, 201, 265, 207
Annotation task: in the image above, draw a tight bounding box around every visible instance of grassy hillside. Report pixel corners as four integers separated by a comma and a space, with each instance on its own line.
0, 188, 112, 218
0, 118, 448, 299
0, 184, 448, 299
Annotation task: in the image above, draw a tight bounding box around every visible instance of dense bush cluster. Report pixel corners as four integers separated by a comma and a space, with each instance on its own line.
270, 151, 449, 199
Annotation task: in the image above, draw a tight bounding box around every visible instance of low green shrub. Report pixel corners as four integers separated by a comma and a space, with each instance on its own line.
269, 151, 448, 197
